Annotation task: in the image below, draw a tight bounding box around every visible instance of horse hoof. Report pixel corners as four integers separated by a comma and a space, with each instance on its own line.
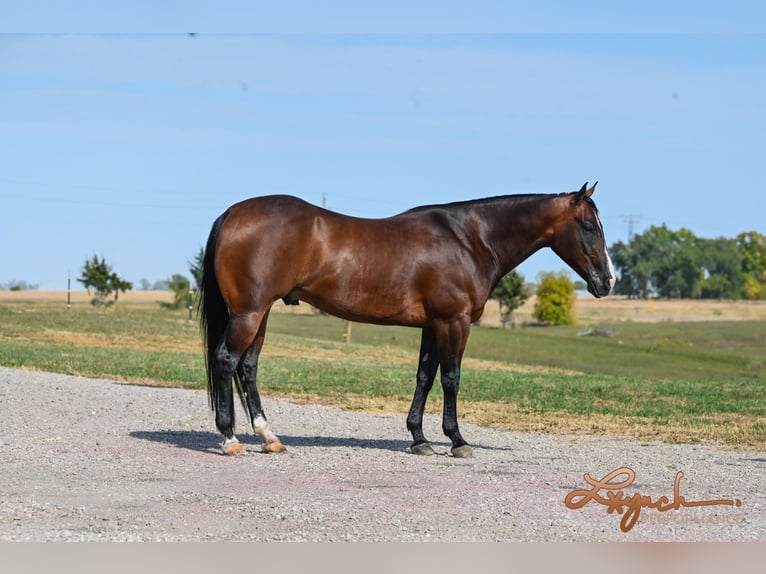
263, 441, 287, 454
409, 442, 436, 456
451, 445, 474, 458
222, 440, 246, 456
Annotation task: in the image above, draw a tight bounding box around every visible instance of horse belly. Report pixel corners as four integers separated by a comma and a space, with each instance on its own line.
295, 265, 428, 327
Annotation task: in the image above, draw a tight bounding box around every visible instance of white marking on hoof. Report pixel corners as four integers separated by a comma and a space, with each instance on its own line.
222, 436, 245, 455
253, 415, 279, 444
253, 415, 284, 451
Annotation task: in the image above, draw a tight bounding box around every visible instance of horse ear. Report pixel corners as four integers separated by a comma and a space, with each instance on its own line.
572, 182, 588, 205
586, 181, 598, 197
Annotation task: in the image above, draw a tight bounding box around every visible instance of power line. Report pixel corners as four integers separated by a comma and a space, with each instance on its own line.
0, 192, 213, 210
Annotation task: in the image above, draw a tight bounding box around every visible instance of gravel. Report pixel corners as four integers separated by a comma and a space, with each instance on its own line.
0, 366, 763, 541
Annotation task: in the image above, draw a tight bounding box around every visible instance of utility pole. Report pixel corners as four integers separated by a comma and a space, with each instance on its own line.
623, 215, 641, 242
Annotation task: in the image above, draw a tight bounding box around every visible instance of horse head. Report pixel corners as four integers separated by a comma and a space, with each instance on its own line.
549, 182, 615, 298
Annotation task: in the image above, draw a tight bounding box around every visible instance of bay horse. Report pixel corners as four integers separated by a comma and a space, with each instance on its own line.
199, 182, 614, 457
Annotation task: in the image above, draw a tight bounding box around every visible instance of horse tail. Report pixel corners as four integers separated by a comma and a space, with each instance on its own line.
198, 209, 231, 411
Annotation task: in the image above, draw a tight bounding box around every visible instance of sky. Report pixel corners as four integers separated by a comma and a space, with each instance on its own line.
1, 3, 765, 291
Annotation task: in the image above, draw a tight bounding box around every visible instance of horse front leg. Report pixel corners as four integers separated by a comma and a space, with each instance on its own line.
440, 358, 472, 458
406, 327, 440, 455
237, 310, 286, 454
435, 317, 473, 458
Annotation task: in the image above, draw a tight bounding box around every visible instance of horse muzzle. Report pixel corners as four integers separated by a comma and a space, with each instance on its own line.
587, 273, 614, 298
588, 251, 616, 298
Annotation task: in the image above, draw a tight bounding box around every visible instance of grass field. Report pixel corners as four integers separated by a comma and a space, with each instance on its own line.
0, 293, 764, 449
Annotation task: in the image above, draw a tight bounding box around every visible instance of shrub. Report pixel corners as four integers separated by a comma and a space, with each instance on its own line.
161, 273, 192, 310
533, 272, 576, 325
490, 270, 530, 328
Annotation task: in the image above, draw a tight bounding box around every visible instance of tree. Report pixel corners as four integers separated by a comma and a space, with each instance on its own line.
611, 225, 702, 299
162, 273, 191, 310
490, 270, 530, 328
610, 240, 648, 299
737, 231, 766, 300
613, 226, 765, 301
698, 238, 743, 299
533, 272, 576, 325
642, 226, 701, 299
189, 247, 204, 292
78, 254, 132, 306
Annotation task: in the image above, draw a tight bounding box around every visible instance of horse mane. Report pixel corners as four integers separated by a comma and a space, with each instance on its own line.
403, 190, 597, 215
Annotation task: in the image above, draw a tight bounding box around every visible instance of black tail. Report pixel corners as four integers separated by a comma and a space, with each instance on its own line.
198, 209, 231, 411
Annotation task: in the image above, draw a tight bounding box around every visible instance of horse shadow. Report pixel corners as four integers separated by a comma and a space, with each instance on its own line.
130, 429, 411, 455
129, 430, 514, 455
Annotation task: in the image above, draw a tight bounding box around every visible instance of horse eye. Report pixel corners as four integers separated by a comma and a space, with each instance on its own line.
582, 221, 595, 233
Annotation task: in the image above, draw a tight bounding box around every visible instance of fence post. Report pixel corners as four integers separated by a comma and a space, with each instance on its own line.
344, 320, 352, 343
188, 291, 194, 321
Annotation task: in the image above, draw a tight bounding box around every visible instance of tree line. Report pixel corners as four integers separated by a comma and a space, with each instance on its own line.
610, 227, 766, 300
488, 225, 766, 327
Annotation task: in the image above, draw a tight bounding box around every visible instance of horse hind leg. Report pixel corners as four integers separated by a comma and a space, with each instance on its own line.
237, 310, 286, 454
212, 311, 266, 456
211, 338, 246, 456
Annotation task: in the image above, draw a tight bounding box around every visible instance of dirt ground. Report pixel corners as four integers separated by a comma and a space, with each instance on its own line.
1, 367, 763, 542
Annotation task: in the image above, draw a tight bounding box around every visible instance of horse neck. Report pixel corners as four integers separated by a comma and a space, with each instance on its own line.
478, 195, 559, 279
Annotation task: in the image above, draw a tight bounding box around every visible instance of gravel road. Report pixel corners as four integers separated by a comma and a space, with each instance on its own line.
0, 366, 763, 541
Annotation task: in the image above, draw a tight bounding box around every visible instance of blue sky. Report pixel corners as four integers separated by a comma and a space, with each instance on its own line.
1, 3, 765, 290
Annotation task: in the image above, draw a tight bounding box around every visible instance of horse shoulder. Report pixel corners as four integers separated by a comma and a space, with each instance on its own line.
397, 210, 494, 319
425, 209, 499, 281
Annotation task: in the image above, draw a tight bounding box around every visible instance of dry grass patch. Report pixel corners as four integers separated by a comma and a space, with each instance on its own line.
0, 329, 202, 354
477, 295, 766, 326
257, 391, 765, 451
461, 402, 766, 451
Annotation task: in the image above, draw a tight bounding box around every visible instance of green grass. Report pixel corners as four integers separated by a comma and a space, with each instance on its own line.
1, 301, 764, 448
0, 340, 204, 385
467, 321, 766, 383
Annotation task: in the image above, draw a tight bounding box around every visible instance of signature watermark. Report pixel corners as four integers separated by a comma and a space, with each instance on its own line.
564, 466, 742, 533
